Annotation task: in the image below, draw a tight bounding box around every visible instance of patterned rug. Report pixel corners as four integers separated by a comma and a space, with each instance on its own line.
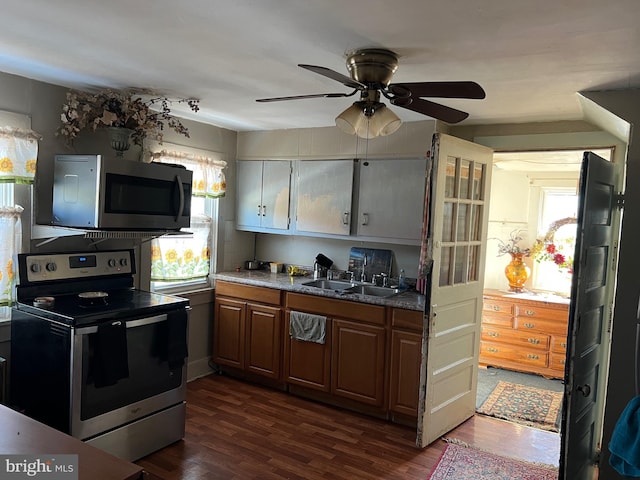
427, 443, 558, 480
476, 380, 563, 432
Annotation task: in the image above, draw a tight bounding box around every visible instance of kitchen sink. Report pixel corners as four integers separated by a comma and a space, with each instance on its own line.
343, 284, 400, 298
301, 279, 354, 290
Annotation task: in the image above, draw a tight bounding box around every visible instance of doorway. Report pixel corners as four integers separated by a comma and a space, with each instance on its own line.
476, 148, 613, 460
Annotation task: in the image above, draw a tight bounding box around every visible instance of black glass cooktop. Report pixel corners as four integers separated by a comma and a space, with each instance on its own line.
15, 288, 189, 326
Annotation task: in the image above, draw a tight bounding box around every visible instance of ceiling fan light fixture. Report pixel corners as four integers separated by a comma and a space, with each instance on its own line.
335, 103, 363, 135
335, 102, 401, 139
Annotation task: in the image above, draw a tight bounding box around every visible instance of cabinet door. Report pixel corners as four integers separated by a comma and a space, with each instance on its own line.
245, 303, 282, 379
389, 330, 422, 417
331, 319, 386, 407
261, 161, 291, 230
295, 159, 354, 235
213, 297, 245, 369
283, 314, 331, 392
236, 161, 264, 229
357, 158, 426, 241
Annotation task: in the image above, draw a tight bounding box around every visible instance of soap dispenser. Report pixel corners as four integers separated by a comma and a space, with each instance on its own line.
398, 269, 406, 289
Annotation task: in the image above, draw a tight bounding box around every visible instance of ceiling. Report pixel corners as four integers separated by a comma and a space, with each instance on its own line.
3, 1, 640, 132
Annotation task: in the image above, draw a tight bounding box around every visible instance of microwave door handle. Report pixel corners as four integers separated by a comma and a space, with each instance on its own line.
175, 174, 185, 221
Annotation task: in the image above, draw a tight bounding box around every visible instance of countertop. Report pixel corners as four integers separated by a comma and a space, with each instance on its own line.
214, 270, 426, 311
0, 404, 144, 480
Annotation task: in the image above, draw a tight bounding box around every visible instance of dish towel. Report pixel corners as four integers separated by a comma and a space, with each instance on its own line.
609, 395, 640, 477
289, 310, 326, 344
93, 321, 129, 388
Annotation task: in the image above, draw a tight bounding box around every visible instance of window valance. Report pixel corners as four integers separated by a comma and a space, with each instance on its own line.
151, 149, 227, 198
0, 127, 41, 184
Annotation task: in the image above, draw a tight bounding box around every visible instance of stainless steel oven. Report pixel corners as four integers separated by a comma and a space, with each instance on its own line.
10, 250, 189, 461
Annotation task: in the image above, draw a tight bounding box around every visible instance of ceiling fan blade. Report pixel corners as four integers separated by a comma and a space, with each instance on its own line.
389, 81, 486, 99
256, 92, 354, 102
392, 97, 469, 123
298, 64, 366, 90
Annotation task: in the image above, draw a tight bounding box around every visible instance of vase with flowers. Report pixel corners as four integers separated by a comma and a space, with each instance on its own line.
495, 229, 532, 292
57, 88, 200, 157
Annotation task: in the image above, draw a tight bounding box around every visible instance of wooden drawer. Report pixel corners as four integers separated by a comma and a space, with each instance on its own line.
515, 316, 568, 336
480, 341, 548, 368
481, 312, 513, 328
481, 325, 549, 351
551, 336, 568, 354
216, 280, 281, 306
285, 292, 385, 325
516, 303, 568, 322
390, 308, 423, 331
483, 297, 514, 316
550, 352, 567, 372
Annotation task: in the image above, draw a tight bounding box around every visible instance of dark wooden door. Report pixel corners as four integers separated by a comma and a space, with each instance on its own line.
213, 297, 246, 369
389, 329, 422, 417
245, 303, 282, 379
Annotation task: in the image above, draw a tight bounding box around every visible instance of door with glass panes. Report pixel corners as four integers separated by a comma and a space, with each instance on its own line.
417, 133, 493, 447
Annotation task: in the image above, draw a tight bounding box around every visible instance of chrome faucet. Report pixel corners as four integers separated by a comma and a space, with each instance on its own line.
360, 254, 368, 282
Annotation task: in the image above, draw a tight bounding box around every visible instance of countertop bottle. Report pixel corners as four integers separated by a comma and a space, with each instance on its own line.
398, 269, 406, 289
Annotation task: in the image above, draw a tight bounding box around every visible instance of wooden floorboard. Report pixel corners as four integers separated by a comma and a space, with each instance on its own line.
137, 374, 560, 479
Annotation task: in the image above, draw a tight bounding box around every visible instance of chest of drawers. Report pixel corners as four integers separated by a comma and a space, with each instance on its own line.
479, 289, 569, 379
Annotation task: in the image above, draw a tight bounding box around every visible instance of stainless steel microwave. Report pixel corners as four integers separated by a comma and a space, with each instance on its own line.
51, 154, 193, 231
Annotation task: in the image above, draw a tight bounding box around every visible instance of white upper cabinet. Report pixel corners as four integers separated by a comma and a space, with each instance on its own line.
236, 160, 291, 232
295, 160, 354, 235
356, 158, 426, 243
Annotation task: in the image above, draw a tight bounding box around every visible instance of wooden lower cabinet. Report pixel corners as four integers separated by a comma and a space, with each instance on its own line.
479, 289, 569, 379
389, 308, 423, 418
214, 282, 424, 423
284, 313, 331, 392
213, 281, 282, 381
331, 319, 386, 407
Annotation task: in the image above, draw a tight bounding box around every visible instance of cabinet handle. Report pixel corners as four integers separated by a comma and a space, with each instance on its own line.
487, 347, 499, 353
343, 212, 350, 225
487, 331, 499, 338
524, 322, 535, 329
527, 354, 540, 360
491, 305, 501, 311
525, 309, 536, 316
257, 205, 261, 216
262, 205, 266, 216
527, 338, 540, 345
361, 213, 369, 225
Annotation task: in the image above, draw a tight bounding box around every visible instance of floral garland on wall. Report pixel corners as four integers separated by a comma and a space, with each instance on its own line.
531, 217, 577, 273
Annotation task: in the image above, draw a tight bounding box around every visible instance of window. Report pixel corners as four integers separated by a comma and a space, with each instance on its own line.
532, 188, 578, 294
148, 145, 226, 292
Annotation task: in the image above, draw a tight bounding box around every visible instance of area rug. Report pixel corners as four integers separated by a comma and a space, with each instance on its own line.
476, 380, 563, 432
427, 443, 558, 480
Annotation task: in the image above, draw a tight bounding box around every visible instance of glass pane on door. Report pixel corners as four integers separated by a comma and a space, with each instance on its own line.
439, 157, 487, 286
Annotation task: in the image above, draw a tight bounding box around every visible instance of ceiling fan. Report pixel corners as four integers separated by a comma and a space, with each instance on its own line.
256, 48, 486, 138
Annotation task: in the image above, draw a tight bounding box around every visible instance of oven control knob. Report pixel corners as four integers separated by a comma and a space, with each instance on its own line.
108, 259, 117, 267
30, 263, 41, 273
119, 258, 128, 267
45, 262, 57, 272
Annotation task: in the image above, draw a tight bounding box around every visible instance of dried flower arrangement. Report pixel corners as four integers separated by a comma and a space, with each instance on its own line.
57, 88, 199, 146
531, 217, 576, 273
494, 229, 532, 257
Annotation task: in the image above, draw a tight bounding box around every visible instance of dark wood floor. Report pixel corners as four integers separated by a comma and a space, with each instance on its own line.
137, 374, 560, 479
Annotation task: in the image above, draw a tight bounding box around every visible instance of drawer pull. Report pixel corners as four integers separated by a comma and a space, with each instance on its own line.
487, 331, 499, 338
491, 305, 501, 311
487, 347, 499, 353
561, 342, 567, 348
524, 309, 536, 316
527, 354, 540, 360
527, 338, 540, 345
524, 322, 535, 329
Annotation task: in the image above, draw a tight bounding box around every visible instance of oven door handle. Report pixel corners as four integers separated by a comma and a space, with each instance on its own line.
75, 313, 179, 335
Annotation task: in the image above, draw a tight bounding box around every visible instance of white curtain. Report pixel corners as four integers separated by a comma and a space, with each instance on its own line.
151, 149, 227, 198
151, 215, 212, 282
0, 127, 39, 306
